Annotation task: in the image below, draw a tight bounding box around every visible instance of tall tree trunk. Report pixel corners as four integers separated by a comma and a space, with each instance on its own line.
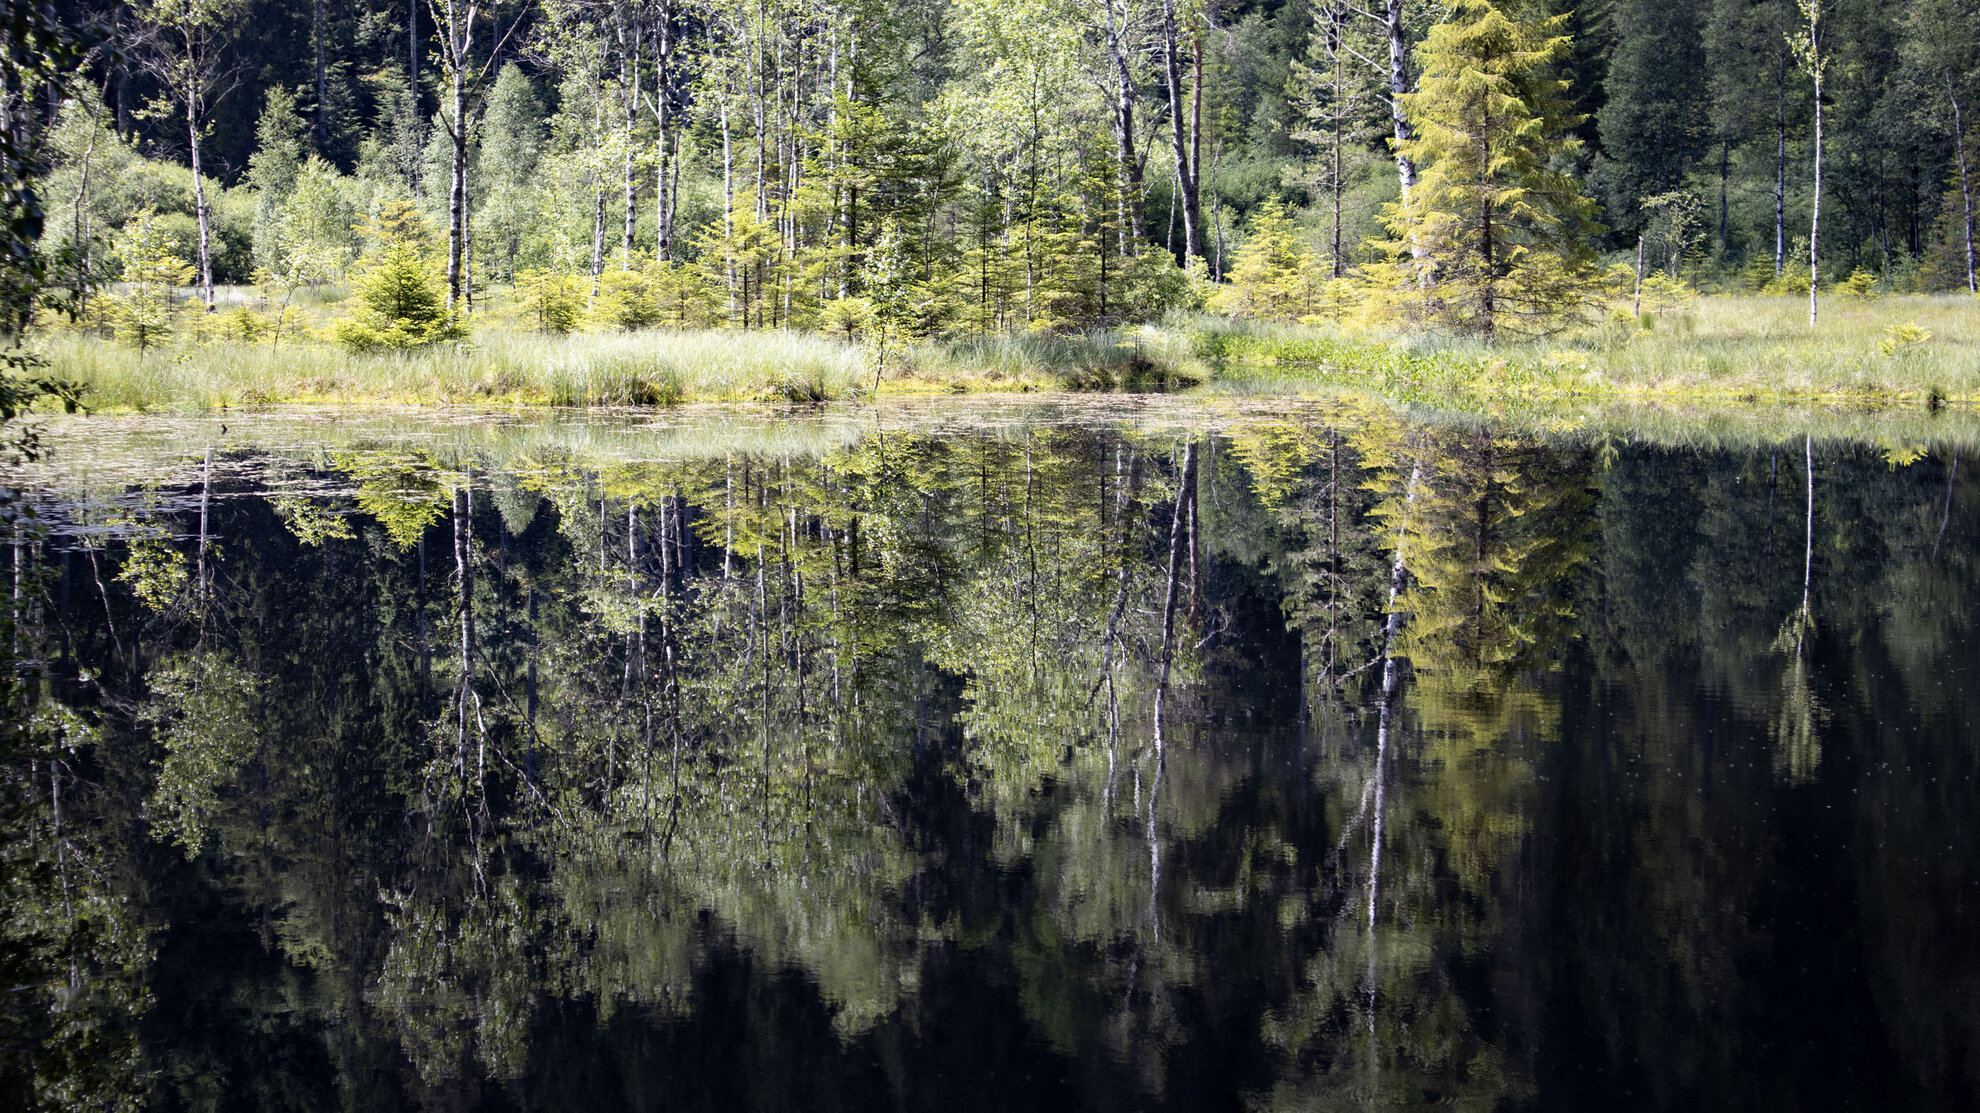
1775, 3, 1787, 276
1951, 81, 1977, 294
1160, 0, 1201, 265
447, 65, 468, 310
1479, 123, 1495, 337
1807, 34, 1822, 326
186, 65, 215, 312
1329, 7, 1346, 278
1102, 0, 1144, 252
1719, 138, 1729, 252
70, 108, 98, 315
721, 94, 738, 322
1385, 0, 1416, 199
621, 5, 640, 261
653, 1, 677, 262
590, 69, 606, 283
313, 0, 329, 151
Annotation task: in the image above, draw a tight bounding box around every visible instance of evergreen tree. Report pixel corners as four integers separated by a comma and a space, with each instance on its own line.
1290, 1, 1383, 278
1595, 0, 1712, 238
1379, 0, 1604, 337
109, 208, 196, 352
331, 243, 466, 351
1213, 201, 1318, 321
247, 86, 308, 272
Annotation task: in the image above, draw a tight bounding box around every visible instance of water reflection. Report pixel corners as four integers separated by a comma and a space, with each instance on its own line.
3, 405, 1978, 1110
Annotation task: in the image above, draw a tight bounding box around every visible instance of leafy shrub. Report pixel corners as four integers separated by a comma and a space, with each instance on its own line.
331, 244, 466, 352
514, 268, 585, 334
591, 268, 661, 331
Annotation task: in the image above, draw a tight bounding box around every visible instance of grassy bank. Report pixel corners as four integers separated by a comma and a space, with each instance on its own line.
1199, 294, 1980, 406
32, 321, 1209, 410
28, 293, 1980, 413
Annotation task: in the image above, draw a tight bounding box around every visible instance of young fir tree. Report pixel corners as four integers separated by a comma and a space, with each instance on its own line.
110, 209, 196, 352
1289, 1, 1382, 278
331, 244, 466, 352
1375, 0, 1603, 338
247, 87, 308, 273
1214, 201, 1318, 322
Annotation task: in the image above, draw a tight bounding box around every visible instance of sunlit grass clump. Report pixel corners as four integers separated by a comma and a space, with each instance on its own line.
36, 327, 870, 411
30, 287, 1980, 413
1198, 294, 1980, 405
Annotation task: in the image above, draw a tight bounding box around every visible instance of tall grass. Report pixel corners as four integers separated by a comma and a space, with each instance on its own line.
1190, 294, 1980, 405
32, 292, 1980, 413
35, 328, 870, 411
909, 328, 1201, 390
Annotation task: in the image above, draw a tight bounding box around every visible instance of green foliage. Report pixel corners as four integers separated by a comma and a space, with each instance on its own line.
513, 268, 586, 334
106, 210, 195, 352
1838, 269, 1882, 300
247, 86, 308, 271
1211, 201, 1318, 322
590, 268, 662, 331
144, 652, 264, 857
1594, 0, 1711, 236
332, 244, 466, 353
1879, 321, 1932, 355
1376, 0, 1604, 338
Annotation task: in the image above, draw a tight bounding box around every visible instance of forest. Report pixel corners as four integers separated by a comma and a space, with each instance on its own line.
16, 0, 1980, 393
6, 5, 1980, 1108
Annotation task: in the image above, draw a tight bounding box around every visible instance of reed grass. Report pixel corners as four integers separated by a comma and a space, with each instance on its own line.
29, 293, 1980, 414
34, 328, 871, 411
1195, 294, 1980, 406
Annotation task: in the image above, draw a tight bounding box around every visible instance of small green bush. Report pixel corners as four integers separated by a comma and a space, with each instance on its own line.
591, 268, 661, 331
331, 244, 466, 353
514, 268, 585, 334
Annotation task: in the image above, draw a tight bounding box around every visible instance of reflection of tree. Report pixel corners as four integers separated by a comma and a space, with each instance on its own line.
1770, 436, 1823, 783
14, 418, 1980, 1108
1256, 425, 1597, 1109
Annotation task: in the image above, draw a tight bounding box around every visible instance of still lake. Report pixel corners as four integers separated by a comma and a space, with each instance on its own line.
5, 399, 1977, 1111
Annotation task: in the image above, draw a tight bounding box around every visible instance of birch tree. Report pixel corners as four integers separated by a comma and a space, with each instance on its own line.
1787, 0, 1828, 325
427, 0, 523, 310
137, 0, 243, 313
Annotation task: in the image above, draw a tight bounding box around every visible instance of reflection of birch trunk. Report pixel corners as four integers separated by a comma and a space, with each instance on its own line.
452, 481, 485, 815
1935, 450, 1959, 561
1773, 437, 1822, 782
1150, 439, 1197, 946
1154, 440, 1197, 737
1098, 442, 1137, 817
197, 446, 212, 613
417, 537, 430, 697
1366, 458, 1420, 1066
11, 518, 21, 661
1801, 435, 1813, 624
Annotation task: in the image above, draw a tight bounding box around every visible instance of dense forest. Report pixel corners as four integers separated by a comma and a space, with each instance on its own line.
32, 0, 1980, 344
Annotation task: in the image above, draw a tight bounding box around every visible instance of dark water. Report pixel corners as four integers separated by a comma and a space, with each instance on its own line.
3, 403, 1977, 1111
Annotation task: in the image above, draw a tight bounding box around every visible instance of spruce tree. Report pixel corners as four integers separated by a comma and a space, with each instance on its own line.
1214, 201, 1318, 322
247, 88, 308, 273
1595, 0, 1712, 239
1380, 0, 1603, 338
